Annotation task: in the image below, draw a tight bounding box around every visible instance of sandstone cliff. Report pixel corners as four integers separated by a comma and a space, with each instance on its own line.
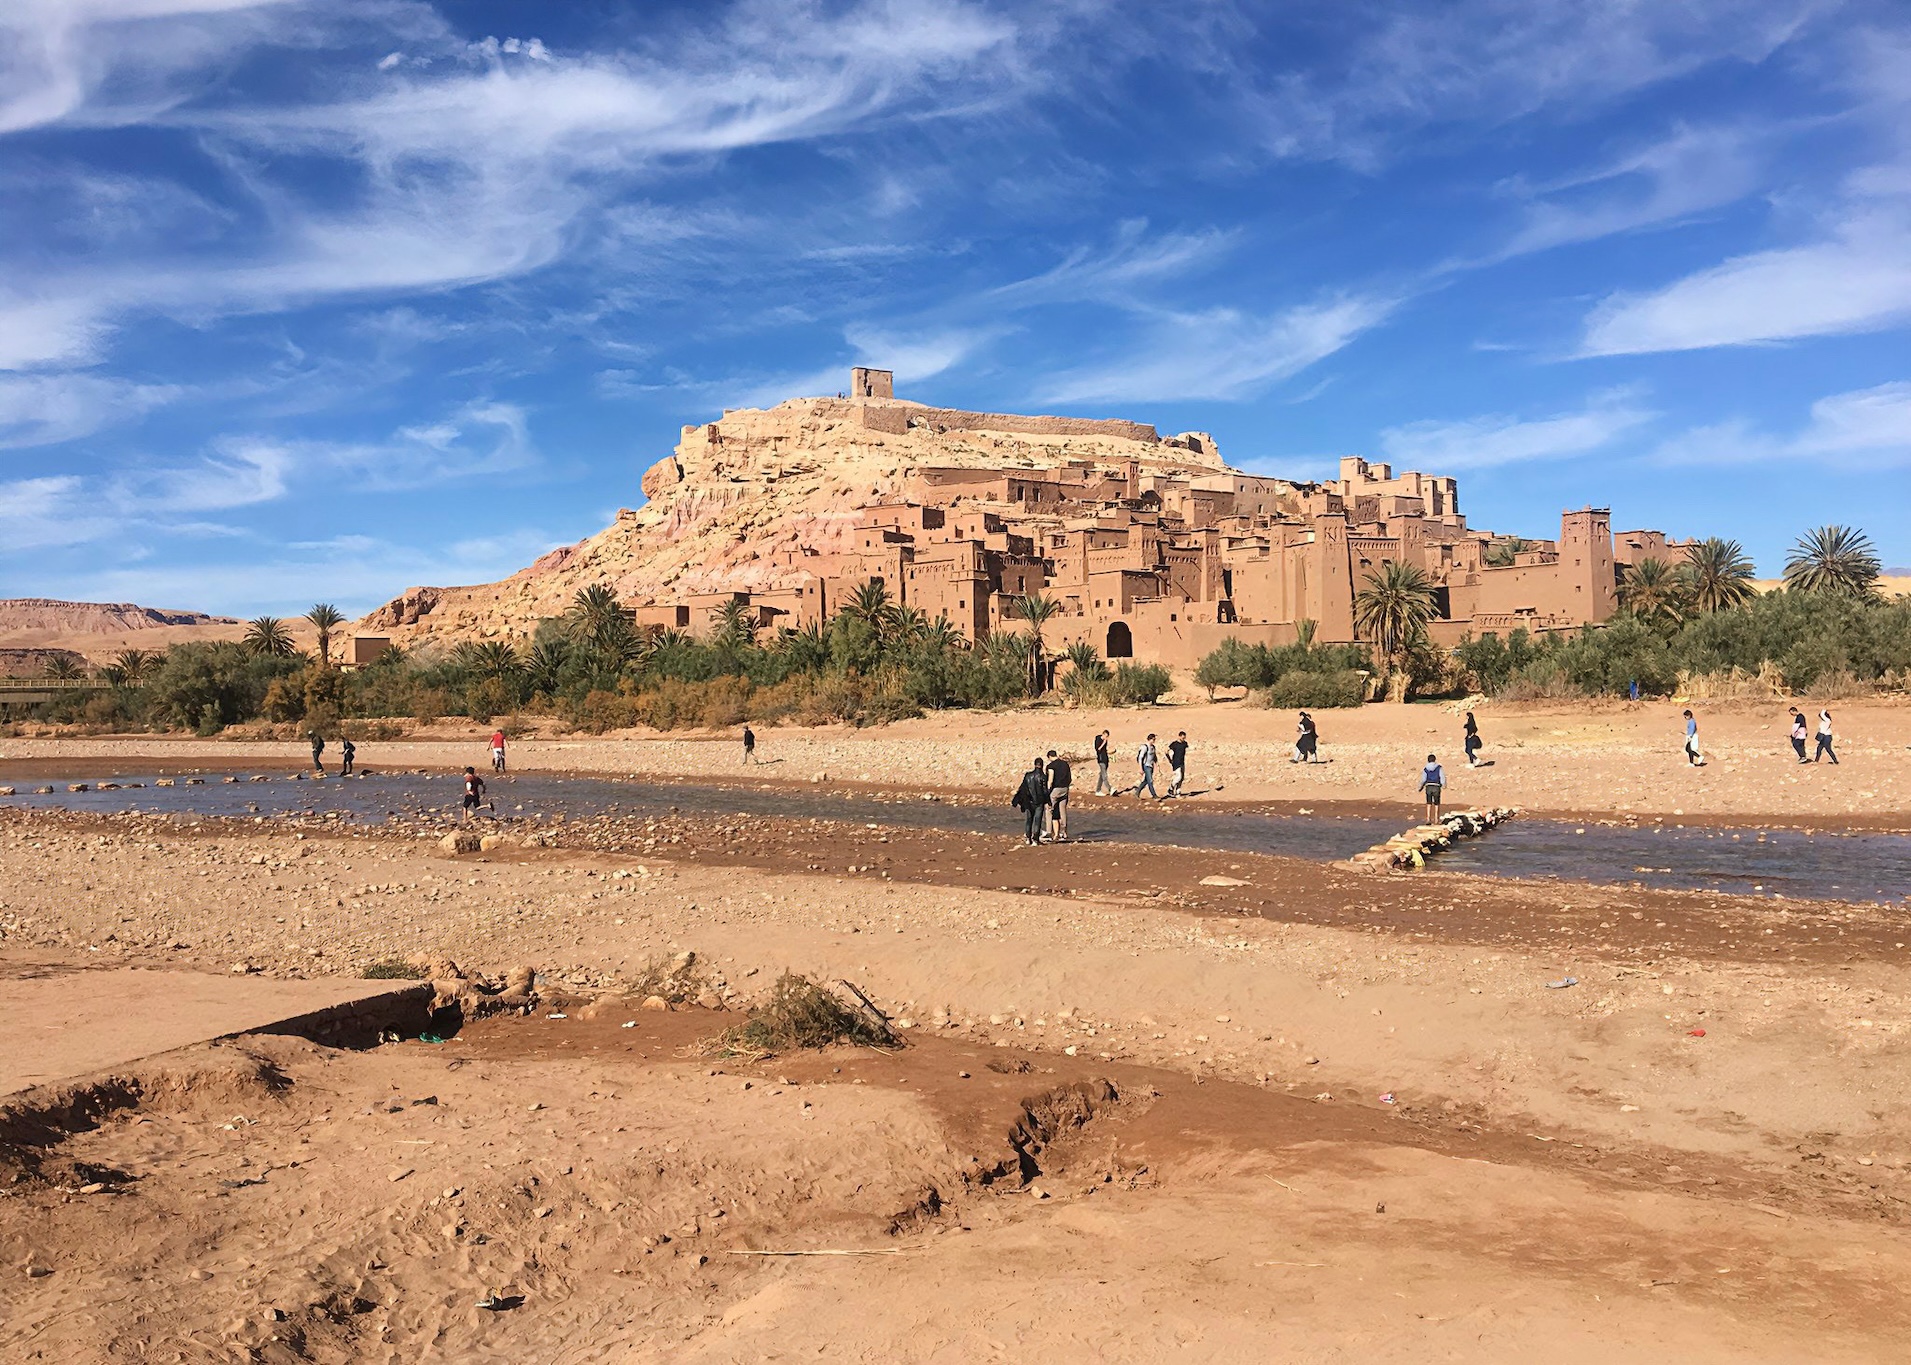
0, 599, 234, 635
360, 396, 1230, 646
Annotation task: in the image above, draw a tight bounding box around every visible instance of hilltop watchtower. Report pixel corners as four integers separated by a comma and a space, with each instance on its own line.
851, 366, 893, 399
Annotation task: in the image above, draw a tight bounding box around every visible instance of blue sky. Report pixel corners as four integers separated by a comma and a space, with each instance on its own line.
3, 0, 1909, 617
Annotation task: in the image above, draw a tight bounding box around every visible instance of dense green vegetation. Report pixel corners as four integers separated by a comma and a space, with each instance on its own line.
16, 588, 1181, 734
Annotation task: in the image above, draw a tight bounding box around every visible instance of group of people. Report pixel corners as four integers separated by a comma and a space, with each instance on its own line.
1010, 729, 1199, 846
307, 732, 355, 776
1680, 707, 1840, 767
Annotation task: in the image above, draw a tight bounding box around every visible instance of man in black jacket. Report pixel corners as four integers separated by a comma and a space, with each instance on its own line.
1011, 759, 1050, 846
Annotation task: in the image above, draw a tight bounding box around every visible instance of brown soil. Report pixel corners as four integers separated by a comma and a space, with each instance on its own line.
4, 729, 1911, 1360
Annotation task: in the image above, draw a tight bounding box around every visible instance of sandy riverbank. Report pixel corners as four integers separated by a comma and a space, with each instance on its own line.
3, 794, 1910, 1359
6, 697, 1910, 826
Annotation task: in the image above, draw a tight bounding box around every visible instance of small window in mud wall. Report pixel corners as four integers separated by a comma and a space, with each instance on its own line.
1107, 621, 1133, 657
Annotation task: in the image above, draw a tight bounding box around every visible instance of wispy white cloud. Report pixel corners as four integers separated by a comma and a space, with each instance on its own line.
1493, 122, 1764, 259
843, 322, 1000, 384
1655, 380, 1911, 468
0, 371, 181, 447
0, 0, 300, 135
1378, 388, 1656, 471
1038, 293, 1397, 404
1246, 0, 1821, 168
989, 220, 1237, 306
1579, 207, 1911, 354
0, 0, 1027, 369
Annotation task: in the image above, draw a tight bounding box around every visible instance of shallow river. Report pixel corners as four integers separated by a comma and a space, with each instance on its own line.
6, 769, 1908, 905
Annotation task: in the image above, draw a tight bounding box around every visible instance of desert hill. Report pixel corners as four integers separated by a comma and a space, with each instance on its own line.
361, 393, 1225, 646
0, 598, 248, 666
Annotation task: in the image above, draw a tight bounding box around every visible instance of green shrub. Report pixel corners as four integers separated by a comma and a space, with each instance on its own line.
1263, 669, 1364, 708
1111, 662, 1173, 705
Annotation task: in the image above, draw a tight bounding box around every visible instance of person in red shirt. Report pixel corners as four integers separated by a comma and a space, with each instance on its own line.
490, 729, 507, 773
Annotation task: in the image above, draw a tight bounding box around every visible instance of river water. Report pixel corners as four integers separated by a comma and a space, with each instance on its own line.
6, 769, 1907, 905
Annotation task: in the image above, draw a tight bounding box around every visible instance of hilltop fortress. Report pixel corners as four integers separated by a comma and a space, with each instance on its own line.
364, 370, 1680, 666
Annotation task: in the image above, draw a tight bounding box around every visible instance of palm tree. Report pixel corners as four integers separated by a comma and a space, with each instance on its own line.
1295, 617, 1318, 649
1352, 561, 1437, 674
111, 648, 155, 687
1484, 537, 1534, 568
888, 605, 932, 647
1063, 640, 1108, 680
841, 580, 896, 641
920, 614, 965, 652
567, 584, 629, 650
1617, 557, 1686, 627
1013, 593, 1061, 695
1784, 525, 1881, 599
525, 640, 571, 694
709, 598, 757, 649
1682, 538, 1757, 614
42, 654, 86, 682
773, 620, 831, 672
243, 616, 295, 657
454, 639, 522, 679
304, 603, 345, 667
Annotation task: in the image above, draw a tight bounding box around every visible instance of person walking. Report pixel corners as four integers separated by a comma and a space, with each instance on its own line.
1167, 731, 1189, 797
1682, 710, 1706, 767
1135, 734, 1160, 800
461, 765, 488, 821
1463, 712, 1483, 766
490, 728, 507, 773
1093, 730, 1113, 795
742, 725, 757, 764
1419, 753, 1445, 823
309, 731, 325, 774
1044, 748, 1072, 841
1296, 711, 1320, 764
1814, 710, 1839, 764
1788, 707, 1809, 763
340, 737, 356, 777
1011, 758, 1050, 846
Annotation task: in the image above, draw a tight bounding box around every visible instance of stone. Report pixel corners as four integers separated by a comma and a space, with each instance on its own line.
1199, 875, 1248, 887
439, 831, 483, 854
641, 995, 670, 1012
478, 834, 516, 852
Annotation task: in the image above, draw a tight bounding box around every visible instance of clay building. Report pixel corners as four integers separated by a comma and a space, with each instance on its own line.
636, 371, 1678, 670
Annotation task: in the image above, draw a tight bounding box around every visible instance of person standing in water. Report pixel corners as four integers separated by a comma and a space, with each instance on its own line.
340, 737, 356, 776
742, 725, 757, 764
1463, 712, 1483, 766
1044, 748, 1072, 841
1419, 753, 1445, 823
1093, 730, 1112, 795
1682, 710, 1705, 766
309, 732, 325, 774
1788, 707, 1809, 763
1136, 733, 1160, 800
1814, 710, 1839, 764
1011, 758, 1050, 847
461, 765, 487, 821
1166, 731, 1189, 797
490, 728, 507, 773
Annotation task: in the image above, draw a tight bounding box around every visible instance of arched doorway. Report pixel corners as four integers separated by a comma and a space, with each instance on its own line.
1106, 621, 1133, 658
